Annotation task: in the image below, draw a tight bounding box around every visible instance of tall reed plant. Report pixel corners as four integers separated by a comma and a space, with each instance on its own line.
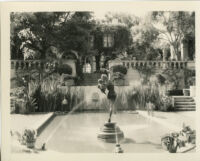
29, 74, 85, 112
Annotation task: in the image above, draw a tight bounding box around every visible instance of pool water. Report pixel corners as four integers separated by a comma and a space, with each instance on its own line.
36, 112, 172, 153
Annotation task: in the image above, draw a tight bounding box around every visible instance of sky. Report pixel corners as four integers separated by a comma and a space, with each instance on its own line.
93, 10, 149, 20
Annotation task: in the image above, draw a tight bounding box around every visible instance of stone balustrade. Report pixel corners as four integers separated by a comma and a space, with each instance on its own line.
11, 60, 59, 70
120, 60, 195, 70
11, 59, 195, 71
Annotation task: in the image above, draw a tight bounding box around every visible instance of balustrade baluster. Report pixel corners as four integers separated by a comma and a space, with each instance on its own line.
28, 62, 31, 69
131, 62, 134, 68
11, 62, 14, 69
127, 62, 129, 69
38, 62, 41, 69
18, 62, 22, 70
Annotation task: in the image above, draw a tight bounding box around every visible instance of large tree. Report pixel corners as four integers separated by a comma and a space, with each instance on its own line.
103, 12, 161, 60
150, 11, 195, 60
130, 20, 160, 60
10, 12, 95, 60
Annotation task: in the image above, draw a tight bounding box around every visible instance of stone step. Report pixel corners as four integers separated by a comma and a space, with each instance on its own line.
174, 105, 196, 109
173, 96, 194, 99
175, 104, 196, 108
174, 99, 194, 102
81, 82, 98, 86
175, 102, 195, 105
84, 80, 99, 82
82, 80, 98, 83
174, 97, 194, 100
174, 108, 196, 111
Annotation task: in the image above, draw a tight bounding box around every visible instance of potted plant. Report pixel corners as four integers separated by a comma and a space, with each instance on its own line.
161, 95, 173, 111
187, 76, 195, 97
183, 89, 190, 96
161, 124, 196, 153
22, 129, 37, 148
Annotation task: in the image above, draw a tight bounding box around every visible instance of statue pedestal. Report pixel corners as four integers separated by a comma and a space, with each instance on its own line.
97, 122, 124, 143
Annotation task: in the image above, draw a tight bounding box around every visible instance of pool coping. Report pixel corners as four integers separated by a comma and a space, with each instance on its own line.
137, 110, 196, 153
35, 113, 55, 136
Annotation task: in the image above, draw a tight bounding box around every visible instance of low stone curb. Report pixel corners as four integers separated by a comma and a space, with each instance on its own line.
34, 113, 55, 136
11, 112, 55, 136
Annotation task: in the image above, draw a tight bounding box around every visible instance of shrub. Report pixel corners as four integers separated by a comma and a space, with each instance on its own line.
187, 76, 195, 86
162, 69, 184, 90
10, 81, 38, 114
156, 74, 166, 85
168, 90, 183, 96
160, 95, 174, 111
111, 65, 127, 75
112, 72, 125, 80
184, 69, 195, 88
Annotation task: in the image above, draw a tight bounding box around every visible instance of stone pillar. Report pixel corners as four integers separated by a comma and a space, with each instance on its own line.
170, 45, 177, 60
92, 56, 96, 72
181, 40, 188, 61
100, 55, 105, 68
162, 48, 167, 61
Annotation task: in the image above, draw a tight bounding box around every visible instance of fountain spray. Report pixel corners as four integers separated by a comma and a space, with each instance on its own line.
114, 124, 123, 153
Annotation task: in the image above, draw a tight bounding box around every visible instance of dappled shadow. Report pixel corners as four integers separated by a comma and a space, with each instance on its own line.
121, 138, 136, 144
136, 141, 162, 149
120, 138, 163, 150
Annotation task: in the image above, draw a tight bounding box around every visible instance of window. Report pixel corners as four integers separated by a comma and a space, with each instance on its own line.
103, 34, 114, 48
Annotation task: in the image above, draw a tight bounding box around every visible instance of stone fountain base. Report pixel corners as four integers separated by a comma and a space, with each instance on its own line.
97, 122, 124, 143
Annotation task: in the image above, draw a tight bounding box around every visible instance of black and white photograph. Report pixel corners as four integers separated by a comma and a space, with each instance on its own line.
1, 1, 199, 161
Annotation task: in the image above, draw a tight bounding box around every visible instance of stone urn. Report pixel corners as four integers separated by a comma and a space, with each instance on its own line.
183, 89, 190, 96
190, 86, 195, 97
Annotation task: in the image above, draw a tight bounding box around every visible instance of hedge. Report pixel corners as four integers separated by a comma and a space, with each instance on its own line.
112, 65, 127, 75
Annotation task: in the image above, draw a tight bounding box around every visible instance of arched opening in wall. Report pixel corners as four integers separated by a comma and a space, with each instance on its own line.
83, 57, 92, 73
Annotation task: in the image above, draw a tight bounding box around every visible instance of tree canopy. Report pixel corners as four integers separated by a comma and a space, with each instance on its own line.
11, 12, 95, 60
11, 11, 195, 61
150, 11, 195, 59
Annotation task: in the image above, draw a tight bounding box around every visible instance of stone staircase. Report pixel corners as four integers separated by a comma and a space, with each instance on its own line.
81, 73, 101, 86
173, 96, 196, 111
